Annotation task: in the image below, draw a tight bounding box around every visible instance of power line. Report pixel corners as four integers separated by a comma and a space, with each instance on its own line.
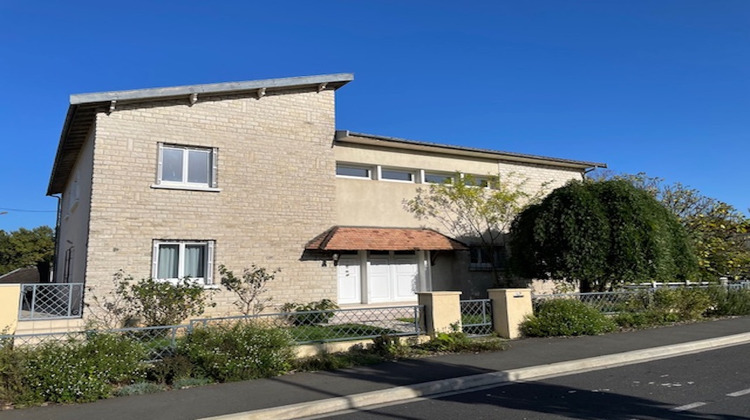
0, 208, 56, 213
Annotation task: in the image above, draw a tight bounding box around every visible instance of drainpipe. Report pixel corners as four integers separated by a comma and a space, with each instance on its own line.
50, 194, 62, 283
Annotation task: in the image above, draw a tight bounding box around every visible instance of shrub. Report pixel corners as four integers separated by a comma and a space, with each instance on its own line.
147, 355, 193, 385
371, 334, 407, 358
421, 332, 472, 352
120, 277, 213, 326
650, 287, 713, 320
420, 332, 507, 353
295, 349, 384, 372
282, 299, 339, 326
22, 333, 146, 403
180, 323, 294, 382
521, 299, 616, 337
113, 382, 167, 396
706, 287, 750, 316
613, 310, 679, 329
615, 287, 715, 328
0, 341, 32, 405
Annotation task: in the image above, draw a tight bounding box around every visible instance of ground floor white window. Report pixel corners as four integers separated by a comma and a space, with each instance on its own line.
152, 240, 214, 285
337, 250, 431, 305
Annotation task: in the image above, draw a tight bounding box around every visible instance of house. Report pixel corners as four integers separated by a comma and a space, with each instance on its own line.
0, 267, 43, 285
47, 73, 605, 319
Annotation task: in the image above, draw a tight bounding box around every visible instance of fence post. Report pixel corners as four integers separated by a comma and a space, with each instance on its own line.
417, 291, 462, 337
0, 284, 21, 334
488, 288, 532, 339
67, 284, 74, 317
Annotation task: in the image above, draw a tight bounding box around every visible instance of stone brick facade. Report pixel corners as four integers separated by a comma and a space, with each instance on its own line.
83, 89, 339, 317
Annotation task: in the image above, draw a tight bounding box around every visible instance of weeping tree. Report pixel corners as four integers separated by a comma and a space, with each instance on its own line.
509, 180, 697, 292
595, 171, 750, 280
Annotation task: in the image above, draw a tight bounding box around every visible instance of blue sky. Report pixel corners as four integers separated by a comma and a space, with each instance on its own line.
1, 1, 748, 231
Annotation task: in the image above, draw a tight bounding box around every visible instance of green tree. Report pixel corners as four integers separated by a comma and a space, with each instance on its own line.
218, 264, 278, 315
0, 226, 55, 276
404, 172, 547, 285
509, 180, 697, 292
597, 172, 750, 280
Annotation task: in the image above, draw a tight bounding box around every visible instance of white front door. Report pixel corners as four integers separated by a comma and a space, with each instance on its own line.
367, 252, 418, 303
393, 254, 418, 301
367, 256, 392, 303
337, 255, 361, 304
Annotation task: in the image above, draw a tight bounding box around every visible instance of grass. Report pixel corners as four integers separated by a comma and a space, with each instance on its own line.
396, 317, 416, 323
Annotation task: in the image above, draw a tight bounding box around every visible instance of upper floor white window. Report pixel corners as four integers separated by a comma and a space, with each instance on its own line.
336, 163, 372, 179
424, 172, 455, 185
157, 144, 218, 189
152, 240, 215, 285
381, 168, 415, 182
463, 175, 491, 188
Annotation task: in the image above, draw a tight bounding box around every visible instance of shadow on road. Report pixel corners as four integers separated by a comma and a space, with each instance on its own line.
338, 380, 744, 420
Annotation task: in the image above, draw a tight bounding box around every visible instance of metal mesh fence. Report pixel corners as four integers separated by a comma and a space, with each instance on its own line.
532, 291, 638, 314
460, 299, 493, 336
20, 283, 84, 320
534, 284, 750, 316
1, 306, 423, 362
191, 305, 423, 344
0, 325, 190, 362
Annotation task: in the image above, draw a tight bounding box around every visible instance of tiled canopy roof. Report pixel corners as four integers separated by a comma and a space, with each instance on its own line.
306, 227, 467, 251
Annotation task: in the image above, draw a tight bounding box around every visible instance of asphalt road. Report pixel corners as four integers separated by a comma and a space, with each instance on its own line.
329, 343, 750, 420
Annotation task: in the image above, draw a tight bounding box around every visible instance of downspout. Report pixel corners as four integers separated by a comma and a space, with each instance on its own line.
50, 194, 62, 283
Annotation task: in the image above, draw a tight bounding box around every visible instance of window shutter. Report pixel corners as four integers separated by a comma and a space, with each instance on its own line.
211, 148, 218, 188
152, 242, 160, 279
157, 143, 164, 184
206, 241, 215, 285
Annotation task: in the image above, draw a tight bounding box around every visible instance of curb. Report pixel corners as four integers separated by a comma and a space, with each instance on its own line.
200, 332, 750, 420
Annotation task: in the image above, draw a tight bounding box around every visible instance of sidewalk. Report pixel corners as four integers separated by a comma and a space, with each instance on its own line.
4, 316, 750, 420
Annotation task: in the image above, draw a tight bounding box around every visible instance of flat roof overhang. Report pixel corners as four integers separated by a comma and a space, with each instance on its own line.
335, 130, 607, 171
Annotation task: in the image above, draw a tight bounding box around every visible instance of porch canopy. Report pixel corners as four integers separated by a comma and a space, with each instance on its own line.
305, 226, 467, 251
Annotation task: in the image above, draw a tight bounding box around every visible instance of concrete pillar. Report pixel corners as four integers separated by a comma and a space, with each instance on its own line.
0, 284, 21, 334
417, 291, 461, 337
488, 288, 532, 339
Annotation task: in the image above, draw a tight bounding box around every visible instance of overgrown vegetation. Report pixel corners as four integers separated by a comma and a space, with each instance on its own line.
521, 299, 617, 337
706, 287, 750, 317
613, 287, 746, 329
180, 322, 295, 383
86, 271, 213, 328
525, 286, 750, 335
0, 333, 146, 405
0, 322, 509, 407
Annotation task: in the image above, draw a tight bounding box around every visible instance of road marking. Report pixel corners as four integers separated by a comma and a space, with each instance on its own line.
727, 388, 750, 397
672, 402, 706, 412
